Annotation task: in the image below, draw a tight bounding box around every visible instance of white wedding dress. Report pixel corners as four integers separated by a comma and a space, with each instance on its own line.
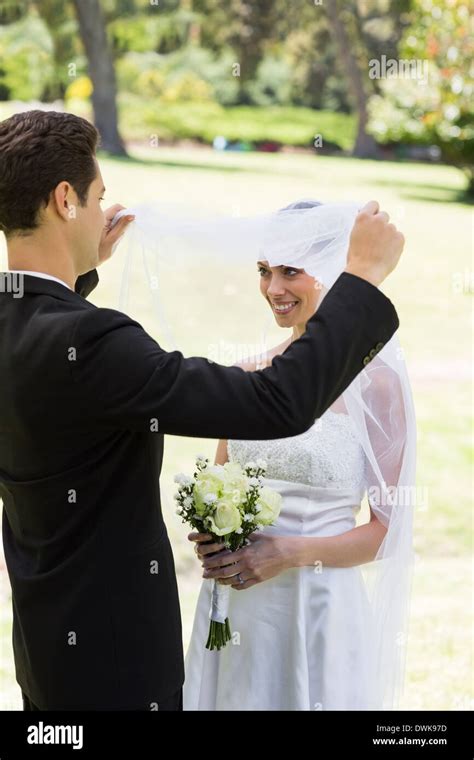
183, 408, 379, 711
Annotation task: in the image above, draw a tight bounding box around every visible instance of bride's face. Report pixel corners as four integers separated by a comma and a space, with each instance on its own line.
257, 260, 321, 327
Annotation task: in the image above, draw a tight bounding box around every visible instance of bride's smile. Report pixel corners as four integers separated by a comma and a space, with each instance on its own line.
257, 260, 322, 332
271, 301, 299, 315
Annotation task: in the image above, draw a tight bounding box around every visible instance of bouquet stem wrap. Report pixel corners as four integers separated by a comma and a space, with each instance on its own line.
207, 581, 232, 650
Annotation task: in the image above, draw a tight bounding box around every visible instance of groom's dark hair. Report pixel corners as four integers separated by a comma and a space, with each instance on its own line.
0, 110, 100, 239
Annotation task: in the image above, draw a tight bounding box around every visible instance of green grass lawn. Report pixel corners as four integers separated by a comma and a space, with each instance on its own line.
119, 98, 357, 150
0, 146, 471, 710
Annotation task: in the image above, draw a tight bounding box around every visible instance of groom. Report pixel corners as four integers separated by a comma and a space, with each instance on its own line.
0, 110, 404, 711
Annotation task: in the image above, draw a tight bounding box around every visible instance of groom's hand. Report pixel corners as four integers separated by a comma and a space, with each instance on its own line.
98, 204, 135, 265
345, 200, 405, 288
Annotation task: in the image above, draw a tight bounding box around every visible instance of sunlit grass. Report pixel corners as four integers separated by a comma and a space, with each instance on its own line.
118, 98, 357, 150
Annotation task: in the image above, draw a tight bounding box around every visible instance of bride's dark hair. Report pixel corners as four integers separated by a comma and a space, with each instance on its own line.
0, 110, 99, 239
279, 199, 323, 212
278, 199, 329, 257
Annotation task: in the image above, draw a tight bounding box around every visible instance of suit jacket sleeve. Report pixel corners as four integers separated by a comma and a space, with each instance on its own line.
69, 272, 399, 440
75, 269, 99, 298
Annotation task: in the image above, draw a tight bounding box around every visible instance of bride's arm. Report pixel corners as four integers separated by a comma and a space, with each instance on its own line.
294, 363, 405, 569
288, 509, 387, 568
214, 439, 229, 465
200, 511, 387, 588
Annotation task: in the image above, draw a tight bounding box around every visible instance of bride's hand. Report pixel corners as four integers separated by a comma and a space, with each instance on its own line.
201, 533, 293, 590
188, 532, 231, 560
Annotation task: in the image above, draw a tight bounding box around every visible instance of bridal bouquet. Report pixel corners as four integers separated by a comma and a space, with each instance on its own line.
174, 456, 282, 650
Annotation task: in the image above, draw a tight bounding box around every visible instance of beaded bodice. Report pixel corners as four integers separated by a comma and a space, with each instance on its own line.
228, 410, 366, 490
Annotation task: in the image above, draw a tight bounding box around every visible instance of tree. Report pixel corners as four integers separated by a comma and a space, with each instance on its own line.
193, 0, 282, 103
368, 0, 474, 194
29, 0, 82, 101
326, 0, 379, 157
71, 0, 126, 155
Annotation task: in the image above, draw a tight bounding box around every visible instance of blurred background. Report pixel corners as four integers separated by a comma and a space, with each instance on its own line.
0, 0, 472, 710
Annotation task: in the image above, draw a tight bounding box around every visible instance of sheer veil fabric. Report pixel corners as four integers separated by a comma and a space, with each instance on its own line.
113, 199, 416, 708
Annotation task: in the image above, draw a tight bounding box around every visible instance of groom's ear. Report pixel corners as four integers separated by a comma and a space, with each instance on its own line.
49, 181, 77, 224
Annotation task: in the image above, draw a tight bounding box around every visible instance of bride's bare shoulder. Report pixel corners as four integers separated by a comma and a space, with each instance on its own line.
234, 337, 292, 372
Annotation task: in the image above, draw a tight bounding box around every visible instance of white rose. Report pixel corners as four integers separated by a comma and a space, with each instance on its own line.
223, 462, 243, 479
222, 462, 249, 504
255, 487, 282, 526
207, 498, 242, 536
206, 465, 227, 480
193, 471, 225, 515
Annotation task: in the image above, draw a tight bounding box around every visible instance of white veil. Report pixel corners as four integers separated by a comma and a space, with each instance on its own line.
113, 199, 416, 709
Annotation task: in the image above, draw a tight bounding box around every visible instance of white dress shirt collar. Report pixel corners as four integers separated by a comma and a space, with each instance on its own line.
8, 270, 73, 291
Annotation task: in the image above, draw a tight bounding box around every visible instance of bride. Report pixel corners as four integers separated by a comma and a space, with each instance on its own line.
183, 200, 416, 711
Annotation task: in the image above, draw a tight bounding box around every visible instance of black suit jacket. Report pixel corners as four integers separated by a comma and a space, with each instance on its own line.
0, 269, 398, 709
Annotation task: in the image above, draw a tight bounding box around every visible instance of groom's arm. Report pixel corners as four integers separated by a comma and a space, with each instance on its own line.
69, 272, 398, 440
75, 269, 99, 298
